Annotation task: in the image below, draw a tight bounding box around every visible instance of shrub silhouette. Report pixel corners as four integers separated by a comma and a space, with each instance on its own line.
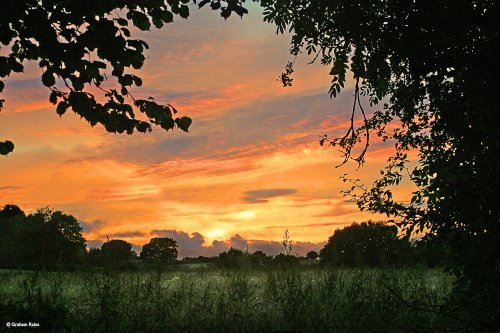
217, 248, 246, 269
273, 253, 299, 267
251, 250, 272, 266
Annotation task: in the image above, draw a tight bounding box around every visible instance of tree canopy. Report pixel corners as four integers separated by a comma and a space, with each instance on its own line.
0, 205, 86, 269
320, 221, 410, 267
217, 247, 245, 268
101, 239, 135, 263
259, 0, 499, 327
140, 237, 178, 262
0, 0, 250, 155
305, 250, 319, 260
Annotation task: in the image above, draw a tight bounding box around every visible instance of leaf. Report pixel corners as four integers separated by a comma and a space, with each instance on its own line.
127, 39, 148, 52
56, 101, 69, 116
121, 27, 131, 37
68, 91, 94, 116
42, 71, 55, 87
136, 121, 151, 133
136, 99, 162, 120
49, 90, 58, 104
118, 74, 134, 86
71, 78, 84, 91
152, 17, 164, 29
115, 18, 128, 26
161, 11, 174, 23
39, 59, 49, 68
178, 5, 189, 19
9, 58, 23, 73
160, 118, 175, 131
0, 140, 14, 155
112, 63, 124, 76
132, 76, 142, 86
175, 116, 192, 132
130, 52, 145, 69
233, 5, 248, 17
130, 11, 151, 31
221, 8, 231, 20
198, 0, 210, 8
0, 57, 11, 77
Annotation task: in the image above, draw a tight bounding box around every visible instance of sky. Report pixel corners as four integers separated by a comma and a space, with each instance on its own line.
0, 4, 414, 257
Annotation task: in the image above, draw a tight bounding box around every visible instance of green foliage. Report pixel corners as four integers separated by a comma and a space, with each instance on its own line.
320, 221, 411, 267
0, 268, 463, 332
0, 1, 251, 154
0, 272, 69, 331
140, 237, 178, 262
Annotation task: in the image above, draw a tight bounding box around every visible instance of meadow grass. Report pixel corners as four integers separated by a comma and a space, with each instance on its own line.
0, 267, 465, 332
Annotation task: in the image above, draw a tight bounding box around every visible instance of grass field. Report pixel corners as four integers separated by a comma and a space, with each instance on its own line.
0, 267, 466, 332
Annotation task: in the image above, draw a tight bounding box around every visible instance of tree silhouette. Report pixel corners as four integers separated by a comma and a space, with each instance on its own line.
0, 204, 24, 219
306, 251, 319, 261
0, 0, 249, 155
140, 237, 178, 262
217, 247, 245, 269
0, 204, 25, 267
29, 207, 86, 264
34, 208, 86, 250
86, 247, 104, 267
101, 239, 135, 268
0, 205, 86, 268
260, 1, 499, 327
320, 221, 410, 267
251, 250, 271, 266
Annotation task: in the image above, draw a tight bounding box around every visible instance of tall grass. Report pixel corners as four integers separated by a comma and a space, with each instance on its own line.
0, 267, 465, 332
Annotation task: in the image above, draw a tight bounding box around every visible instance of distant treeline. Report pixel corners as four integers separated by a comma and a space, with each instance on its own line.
0, 205, 448, 270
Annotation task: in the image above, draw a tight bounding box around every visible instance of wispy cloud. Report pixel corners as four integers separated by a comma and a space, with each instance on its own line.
0, 186, 23, 191
79, 219, 106, 233
265, 221, 353, 229
242, 189, 298, 204
106, 231, 147, 238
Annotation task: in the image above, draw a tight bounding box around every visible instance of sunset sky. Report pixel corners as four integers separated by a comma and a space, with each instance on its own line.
0, 4, 414, 256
